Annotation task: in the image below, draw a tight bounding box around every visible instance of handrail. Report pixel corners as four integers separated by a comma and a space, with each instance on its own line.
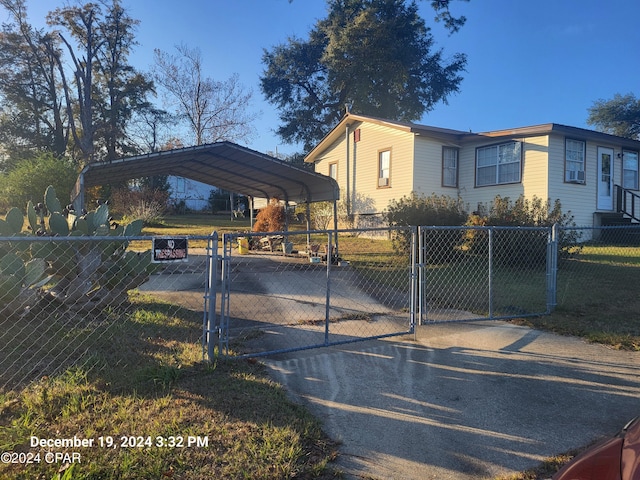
615, 184, 640, 223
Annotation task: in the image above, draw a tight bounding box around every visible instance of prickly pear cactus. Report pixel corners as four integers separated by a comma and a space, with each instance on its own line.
0, 185, 156, 316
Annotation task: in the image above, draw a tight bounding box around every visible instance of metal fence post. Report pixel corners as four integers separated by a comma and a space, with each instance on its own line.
417, 226, 425, 326
203, 231, 219, 363
546, 224, 559, 312
219, 233, 232, 356
488, 227, 494, 319
410, 226, 418, 336
325, 231, 332, 345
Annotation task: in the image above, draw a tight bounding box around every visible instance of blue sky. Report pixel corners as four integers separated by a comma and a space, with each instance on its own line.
16, 1, 640, 155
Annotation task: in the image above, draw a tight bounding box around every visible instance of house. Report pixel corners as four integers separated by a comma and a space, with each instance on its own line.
304, 113, 640, 229
168, 176, 213, 212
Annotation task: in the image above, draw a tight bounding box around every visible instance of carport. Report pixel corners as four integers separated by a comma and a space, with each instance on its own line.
72, 141, 340, 245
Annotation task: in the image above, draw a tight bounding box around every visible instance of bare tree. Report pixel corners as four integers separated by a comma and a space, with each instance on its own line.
153, 44, 257, 146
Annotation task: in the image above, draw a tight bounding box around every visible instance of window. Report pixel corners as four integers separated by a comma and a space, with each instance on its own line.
378, 149, 390, 187
328, 162, 337, 180
565, 139, 585, 183
623, 150, 639, 190
475, 141, 521, 187
442, 147, 459, 187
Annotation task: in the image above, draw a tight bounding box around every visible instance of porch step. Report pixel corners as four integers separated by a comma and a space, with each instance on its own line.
599, 213, 640, 245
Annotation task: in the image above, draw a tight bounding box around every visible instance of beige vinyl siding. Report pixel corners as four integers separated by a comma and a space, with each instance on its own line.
312, 121, 415, 214
458, 136, 550, 213
314, 137, 345, 179
348, 122, 414, 214
521, 135, 549, 200
413, 137, 457, 196
547, 134, 594, 226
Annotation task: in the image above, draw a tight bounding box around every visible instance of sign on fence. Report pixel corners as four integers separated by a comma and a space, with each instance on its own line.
152, 237, 188, 263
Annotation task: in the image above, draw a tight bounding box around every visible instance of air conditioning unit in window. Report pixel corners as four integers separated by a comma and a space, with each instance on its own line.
567, 170, 585, 183
378, 177, 389, 187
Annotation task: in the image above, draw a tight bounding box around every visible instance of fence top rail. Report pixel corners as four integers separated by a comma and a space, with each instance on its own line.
223, 226, 413, 240
419, 225, 551, 232
0, 234, 217, 242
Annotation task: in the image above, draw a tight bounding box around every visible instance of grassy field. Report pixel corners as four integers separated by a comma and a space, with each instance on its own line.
1, 214, 638, 479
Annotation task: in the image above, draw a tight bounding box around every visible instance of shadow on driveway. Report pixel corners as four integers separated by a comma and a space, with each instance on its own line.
264, 321, 640, 480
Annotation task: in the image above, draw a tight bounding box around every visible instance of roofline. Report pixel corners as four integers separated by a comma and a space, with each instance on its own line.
474, 123, 640, 148
305, 117, 640, 162
305, 113, 469, 163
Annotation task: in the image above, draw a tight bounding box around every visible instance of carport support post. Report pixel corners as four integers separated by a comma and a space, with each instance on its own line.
305, 202, 311, 247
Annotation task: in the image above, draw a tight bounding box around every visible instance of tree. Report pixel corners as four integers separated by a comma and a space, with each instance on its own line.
261, 0, 467, 151
47, 0, 154, 163
0, 1, 154, 165
153, 44, 257, 146
91, 0, 155, 161
0, 0, 69, 161
587, 93, 640, 140
288, 0, 470, 34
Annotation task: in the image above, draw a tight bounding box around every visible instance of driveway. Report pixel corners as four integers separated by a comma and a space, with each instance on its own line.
138, 251, 640, 478
264, 321, 640, 480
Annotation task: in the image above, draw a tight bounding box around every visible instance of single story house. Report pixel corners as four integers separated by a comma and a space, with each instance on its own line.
304, 113, 640, 229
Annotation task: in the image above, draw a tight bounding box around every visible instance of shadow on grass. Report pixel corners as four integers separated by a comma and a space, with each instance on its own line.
0, 291, 339, 479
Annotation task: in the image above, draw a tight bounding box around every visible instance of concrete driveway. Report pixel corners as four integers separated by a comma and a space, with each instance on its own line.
264, 321, 640, 480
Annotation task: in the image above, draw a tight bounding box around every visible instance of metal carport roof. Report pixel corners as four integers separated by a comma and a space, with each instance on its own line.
73, 142, 340, 207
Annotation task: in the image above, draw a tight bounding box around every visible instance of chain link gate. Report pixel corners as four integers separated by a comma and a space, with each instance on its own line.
204, 227, 417, 359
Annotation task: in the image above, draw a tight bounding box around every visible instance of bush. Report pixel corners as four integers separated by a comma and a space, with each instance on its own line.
253, 199, 285, 232
110, 187, 169, 226
0, 154, 78, 211
385, 193, 468, 257
465, 195, 580, 267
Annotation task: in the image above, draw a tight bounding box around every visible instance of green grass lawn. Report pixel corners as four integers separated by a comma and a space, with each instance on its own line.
0, 292, 338, 479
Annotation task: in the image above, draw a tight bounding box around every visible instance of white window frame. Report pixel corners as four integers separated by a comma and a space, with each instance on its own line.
378, 149, 391, 187
475, 141, 522, 187
328, 162, 338, 180
442, 147, 458, 188
565, 139, 586, 184
622, 150, 639, 190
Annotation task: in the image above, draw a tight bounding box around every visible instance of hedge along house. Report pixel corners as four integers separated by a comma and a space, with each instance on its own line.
72, 142, 341, 244
305, 113, 640, 232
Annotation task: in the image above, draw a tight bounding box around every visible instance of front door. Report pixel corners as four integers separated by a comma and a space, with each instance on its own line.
597, 147, 614, 210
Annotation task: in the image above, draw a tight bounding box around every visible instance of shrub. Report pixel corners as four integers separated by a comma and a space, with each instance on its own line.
465, 195, 580, 267
384, 193, 468, 257
110, 187, 169, 226
308, 201, 334, 230
0, 154, 78, 211
253, 199, 285, 232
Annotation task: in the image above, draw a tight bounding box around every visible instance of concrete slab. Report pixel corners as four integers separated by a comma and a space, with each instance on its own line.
264, 321, 640, 480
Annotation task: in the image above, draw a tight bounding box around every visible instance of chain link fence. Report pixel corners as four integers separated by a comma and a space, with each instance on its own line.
0, 235, 210, 394
3, 223, 639, 393
418, 226, 551, 323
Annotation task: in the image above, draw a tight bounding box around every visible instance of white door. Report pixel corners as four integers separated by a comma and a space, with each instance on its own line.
597, 147, 614, 210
